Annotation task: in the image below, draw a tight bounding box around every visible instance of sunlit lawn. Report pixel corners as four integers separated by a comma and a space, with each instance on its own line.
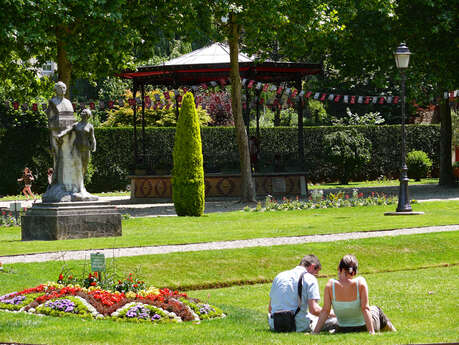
1, 201, 459, 256
0, 230, 457, 345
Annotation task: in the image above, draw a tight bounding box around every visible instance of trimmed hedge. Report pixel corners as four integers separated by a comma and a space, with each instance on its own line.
0, 125, 440, 195
323, 129, 372, 184
172, 93, 205, 216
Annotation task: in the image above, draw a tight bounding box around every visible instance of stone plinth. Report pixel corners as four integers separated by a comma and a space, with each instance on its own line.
21, 202, 122, 241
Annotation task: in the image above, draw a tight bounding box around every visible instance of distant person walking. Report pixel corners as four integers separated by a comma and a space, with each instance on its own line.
47, 168, 54, 185
17, 167, 35, 200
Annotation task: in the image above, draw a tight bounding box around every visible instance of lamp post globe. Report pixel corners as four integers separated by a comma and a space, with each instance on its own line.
394, 43, 412, 212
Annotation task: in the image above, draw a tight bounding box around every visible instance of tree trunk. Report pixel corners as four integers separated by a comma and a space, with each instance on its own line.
439, 98, 455, 186
228, 15, 256, 202
56, 26, 72, 98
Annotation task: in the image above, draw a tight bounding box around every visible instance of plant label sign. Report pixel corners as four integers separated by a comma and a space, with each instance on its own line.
90, 253, 106, 272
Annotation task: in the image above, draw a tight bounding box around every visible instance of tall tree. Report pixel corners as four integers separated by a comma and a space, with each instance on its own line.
1, 0, 176, 97
395, 0, 458, 186
169, 0, 340, 201
301, 0, 458, 185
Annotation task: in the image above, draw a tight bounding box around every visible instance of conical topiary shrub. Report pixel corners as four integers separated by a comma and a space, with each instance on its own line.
172, 92, 205, 216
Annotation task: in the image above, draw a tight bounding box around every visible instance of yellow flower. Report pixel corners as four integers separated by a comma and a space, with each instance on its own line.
126, 291, 137, 299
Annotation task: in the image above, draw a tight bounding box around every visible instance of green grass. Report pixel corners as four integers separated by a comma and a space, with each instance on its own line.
309, 178, 439, 189
0, 231, 457, 344
0, 191, 129, 202
0, 231, 457, 293
1, 201, 459, 256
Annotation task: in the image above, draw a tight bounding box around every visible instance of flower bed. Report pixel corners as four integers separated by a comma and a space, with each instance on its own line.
0, 283, 224, 324
245, 189, 400, 212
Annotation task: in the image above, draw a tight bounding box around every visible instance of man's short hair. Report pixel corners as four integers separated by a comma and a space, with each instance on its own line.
299, 254, 321, 269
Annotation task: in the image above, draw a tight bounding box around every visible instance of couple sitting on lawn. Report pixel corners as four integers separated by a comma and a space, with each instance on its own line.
268, 254, 397, 334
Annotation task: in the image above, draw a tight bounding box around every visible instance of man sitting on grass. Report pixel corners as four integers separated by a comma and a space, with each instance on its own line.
268, 254, 336, 332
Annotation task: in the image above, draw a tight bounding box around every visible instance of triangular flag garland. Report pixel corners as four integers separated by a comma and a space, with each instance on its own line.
4, 81, 457, 114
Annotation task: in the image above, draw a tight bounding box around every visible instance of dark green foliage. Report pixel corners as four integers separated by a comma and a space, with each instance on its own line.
0, 105, 48, 128
0, 125, 441, 196
323, 129, 372, 184
172, 93, 205, 216
0, 128, 51, 195
406, 150, 433, 181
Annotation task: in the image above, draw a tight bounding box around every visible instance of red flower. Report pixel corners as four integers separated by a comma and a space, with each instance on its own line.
58, 274, 63, 280
90, 282, 97, 286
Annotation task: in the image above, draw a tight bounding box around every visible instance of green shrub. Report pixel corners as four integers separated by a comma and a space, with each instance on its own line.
172, 93, 205, 216
323, 129, 372, 184
406, 150, 432, 181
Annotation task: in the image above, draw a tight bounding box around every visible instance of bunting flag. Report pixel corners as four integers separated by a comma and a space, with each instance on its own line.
8, 80, 454, 116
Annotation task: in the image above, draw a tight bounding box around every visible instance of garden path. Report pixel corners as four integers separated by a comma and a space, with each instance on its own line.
1, 225, 458, 265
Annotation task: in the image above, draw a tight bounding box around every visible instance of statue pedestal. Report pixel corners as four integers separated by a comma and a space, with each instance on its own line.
21, 202, 122, 241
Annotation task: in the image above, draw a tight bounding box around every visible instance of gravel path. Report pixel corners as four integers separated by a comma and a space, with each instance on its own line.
1, 225, 458, 265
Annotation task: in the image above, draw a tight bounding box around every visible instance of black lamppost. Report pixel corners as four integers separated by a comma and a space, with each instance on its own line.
394, 43, 412, 212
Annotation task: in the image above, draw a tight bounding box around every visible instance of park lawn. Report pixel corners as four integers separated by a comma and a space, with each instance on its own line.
308, 178, 439, 189
0, 265, 456, 345
0, 231, 457, 293
1, 200, 459, 256
0, 191, 130, 201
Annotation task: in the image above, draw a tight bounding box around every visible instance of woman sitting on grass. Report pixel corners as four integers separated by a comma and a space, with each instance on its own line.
312, 254, 396, 335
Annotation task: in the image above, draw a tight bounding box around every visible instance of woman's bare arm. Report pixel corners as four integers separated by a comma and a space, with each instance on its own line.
312, 280, 332, 334
359, 277, 375, 334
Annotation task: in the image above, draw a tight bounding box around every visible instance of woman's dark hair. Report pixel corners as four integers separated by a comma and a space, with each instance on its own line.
339, 255, 358, 275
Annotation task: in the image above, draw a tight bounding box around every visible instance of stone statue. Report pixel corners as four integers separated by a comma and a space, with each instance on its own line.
47, 81, 75, 184
42, 82, 98, 202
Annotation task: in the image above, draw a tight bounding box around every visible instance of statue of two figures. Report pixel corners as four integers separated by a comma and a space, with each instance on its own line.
43, 82, 98, 202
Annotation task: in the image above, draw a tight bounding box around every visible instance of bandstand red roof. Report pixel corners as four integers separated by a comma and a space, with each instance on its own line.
119, 43, 322, 86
